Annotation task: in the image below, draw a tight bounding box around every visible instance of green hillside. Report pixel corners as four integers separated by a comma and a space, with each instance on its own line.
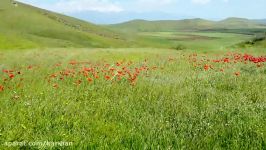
0, 0, 129, 49
109, 19, 215, 32
1, 0, 264, 50
109, 18, 266, 32
254, 19, 266, 25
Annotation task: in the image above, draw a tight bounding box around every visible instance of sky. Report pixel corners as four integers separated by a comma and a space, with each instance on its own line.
17, 0, 266, 24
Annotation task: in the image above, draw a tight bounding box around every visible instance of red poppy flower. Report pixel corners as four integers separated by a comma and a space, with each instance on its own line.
69, 61, 77, 65
94, 74, 99, 79
117, 71, 123, 75
87, 78, 93, 82
223, 58, 230, 63
9, 74, 15, 79
83, 67, 92, 72
50, 74, 57, 78
2, 69, 9, 73
105, 75, 111, 80
0, 85, 4, 92
235, 72, 240, 76
110, 68, 116, 71
116, 62, 121, 66
204, 64, 210, 71
28, 65, 33, 69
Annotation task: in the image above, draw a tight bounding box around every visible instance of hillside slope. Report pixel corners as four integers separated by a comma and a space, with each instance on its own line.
0, 0, 128, 49
109, 18, 266, 32
254, 19, 266, 25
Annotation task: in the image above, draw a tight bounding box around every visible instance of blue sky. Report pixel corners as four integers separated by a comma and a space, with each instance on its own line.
17, 0, 266, 24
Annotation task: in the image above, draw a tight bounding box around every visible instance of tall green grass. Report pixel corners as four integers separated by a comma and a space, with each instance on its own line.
0, 48, 265, 149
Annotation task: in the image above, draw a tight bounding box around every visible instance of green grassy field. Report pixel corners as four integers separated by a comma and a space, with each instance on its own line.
136, 31, 253, 50
1, 0, 266, 149
0, 48, 265, 149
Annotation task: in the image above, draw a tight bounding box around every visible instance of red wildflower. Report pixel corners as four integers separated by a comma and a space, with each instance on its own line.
235, 72, 240, 76
110, 68, 116, 71
28, 65, 33, 69
117, 70, 123, 75
204, 64, 210, 71
104, 64, 110, 67
83, 67, 92, 72
87, 78, 93, 82
2, 69, 10, 73
94, 73, 99, 79
223, 58, 230, 63
9, 74, 15, 79
105, 75, 111, 80
50, 74, 57, 78
69, 61, 77, 65
213, 60, 220, 63
0, 85, 4, 92
116, 62, 121, 66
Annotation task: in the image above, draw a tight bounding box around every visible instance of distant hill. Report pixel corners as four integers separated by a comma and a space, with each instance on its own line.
109, 18, 215, 32
0, 0, 128, 49
254, 19, 266, 25
109, 17, 266, 32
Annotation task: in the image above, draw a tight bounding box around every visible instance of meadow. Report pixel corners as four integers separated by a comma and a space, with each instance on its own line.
1, 0, 266, 149
137, 31, 252, 50
0, 48, 265, 149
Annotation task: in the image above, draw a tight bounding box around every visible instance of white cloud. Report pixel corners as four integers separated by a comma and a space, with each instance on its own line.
191, 0, 229, 5
191, 0, 211, 5
18, 0, 124, 13
17, 0, 177, 13
54, 0, 124, 13
123, 0, 177, 12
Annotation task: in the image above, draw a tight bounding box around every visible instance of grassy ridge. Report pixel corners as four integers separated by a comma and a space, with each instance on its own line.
0, 0, 130, 49
109, 18, 266, 32
0, 0, 263, 50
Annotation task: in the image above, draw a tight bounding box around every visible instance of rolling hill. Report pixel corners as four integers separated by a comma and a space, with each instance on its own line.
0, 0, 129, 49
254, 19, 266, 25
109, 18, 266, 32
1, 0, 265, 50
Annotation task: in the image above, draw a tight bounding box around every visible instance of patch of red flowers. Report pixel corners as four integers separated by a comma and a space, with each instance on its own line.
189, 52, 266, 76
46, 59, 159, 89
0, 65, 34, 92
